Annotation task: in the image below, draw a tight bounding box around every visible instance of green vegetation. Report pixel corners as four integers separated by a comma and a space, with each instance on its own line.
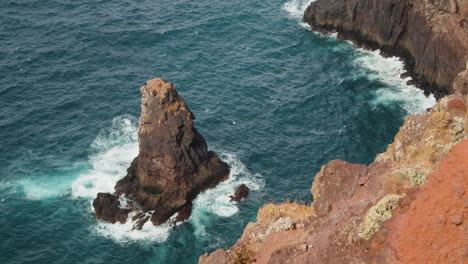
143, 186, 163, 195
407, 169, 427, 187
385, 168, 428, 190
359, 194, 405, 240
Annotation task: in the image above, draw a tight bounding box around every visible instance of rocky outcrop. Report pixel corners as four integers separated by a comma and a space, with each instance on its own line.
230, 184, 250, 202
304, 0, 468, 98
199, 1, 468, 262
93, 78, 230, 227
199, 94, 467, 263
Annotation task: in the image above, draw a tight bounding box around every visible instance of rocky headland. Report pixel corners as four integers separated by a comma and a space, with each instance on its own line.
93, 78, 230, 228
304, 0, 468, 98
199, 0, 467, 263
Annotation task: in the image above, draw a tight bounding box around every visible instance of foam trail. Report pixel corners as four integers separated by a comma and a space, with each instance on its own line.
283, 0, 313, 29
70, 115, 263, 243
354, 49, 436, 113
17, 174, 77, 200
7, 162, 87, 200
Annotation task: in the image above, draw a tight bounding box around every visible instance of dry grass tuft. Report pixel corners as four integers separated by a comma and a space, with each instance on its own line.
229, 245, 256, 264
257, 202, 314, 226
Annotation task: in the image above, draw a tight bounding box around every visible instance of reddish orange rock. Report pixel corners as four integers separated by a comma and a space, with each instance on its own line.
385, 140, 468, 263
447, 98, 466, 113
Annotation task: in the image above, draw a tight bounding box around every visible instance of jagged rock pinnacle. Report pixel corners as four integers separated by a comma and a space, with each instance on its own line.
93, 78, 230, 227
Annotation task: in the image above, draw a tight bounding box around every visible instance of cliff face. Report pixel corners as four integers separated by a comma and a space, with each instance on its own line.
304, 0, 468, 97
199, 0, 468, 262
94, 78, 230, 227
199, 95, 467, 264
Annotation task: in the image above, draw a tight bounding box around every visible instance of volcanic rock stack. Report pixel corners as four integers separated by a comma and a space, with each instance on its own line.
93, 78, 230, 227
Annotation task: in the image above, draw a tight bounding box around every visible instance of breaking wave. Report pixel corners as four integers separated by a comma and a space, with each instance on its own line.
354, 49, 436, 113
283, 0, 313, 29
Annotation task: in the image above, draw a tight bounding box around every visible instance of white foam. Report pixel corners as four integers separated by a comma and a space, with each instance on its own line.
189, 152, 264, 236
17, 176, 73, 200
354, 49, 436, 113
283, 0, 314, 29
67, 115, 263, 243
94, 211, 176, 243
71, 116, 138, 198
9, 163, 86, 200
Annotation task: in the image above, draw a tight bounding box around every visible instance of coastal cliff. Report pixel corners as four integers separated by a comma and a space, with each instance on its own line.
199, 0, 468, 263
200, 95, 467, 263
304, 0, 468, 98
93, 78, 230, 227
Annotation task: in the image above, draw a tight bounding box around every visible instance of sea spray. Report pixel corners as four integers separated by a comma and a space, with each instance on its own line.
353, 49, 436, 113
72, 115, 138, 199
283, 0, 314, 29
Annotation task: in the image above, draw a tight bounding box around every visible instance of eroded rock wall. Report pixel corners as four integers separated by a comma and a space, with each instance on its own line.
304, 0, 468, 97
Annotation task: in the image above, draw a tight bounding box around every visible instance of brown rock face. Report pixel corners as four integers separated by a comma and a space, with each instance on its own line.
93, 78, 230, 226
304, 0, 468, 97
229, 184, 250, 202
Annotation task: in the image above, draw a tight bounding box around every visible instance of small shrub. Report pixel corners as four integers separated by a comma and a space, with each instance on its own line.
257, 202, 314, 226
407, 169, 427, 187
385, 168, 428, 189
359, 194, 405, 240
230, 245, 256, 264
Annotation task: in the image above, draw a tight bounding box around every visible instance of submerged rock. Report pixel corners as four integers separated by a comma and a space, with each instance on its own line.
93, 78, 230, 226
229, 184, 250, 202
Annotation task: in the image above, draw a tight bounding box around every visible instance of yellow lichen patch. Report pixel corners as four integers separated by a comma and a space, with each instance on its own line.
257, 202, 314, 226
163, 101, 180, 112
359, 194, 405, 240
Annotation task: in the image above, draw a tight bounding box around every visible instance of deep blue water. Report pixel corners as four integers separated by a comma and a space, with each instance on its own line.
0, 0, 434, 263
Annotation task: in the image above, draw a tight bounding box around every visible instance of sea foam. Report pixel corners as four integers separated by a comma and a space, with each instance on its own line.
354, 49, 436, 113
283, 0, 435, 114
283, 0, 314, 29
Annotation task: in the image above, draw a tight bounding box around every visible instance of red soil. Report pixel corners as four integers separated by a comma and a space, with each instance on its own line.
386, 140, 468, 263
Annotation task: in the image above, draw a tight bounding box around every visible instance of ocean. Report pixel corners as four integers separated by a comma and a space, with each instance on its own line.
0, 0, 435, 263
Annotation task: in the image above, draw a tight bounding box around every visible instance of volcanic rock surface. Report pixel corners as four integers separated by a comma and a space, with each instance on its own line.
304, 0, 468, 98
93, 78, 230, 227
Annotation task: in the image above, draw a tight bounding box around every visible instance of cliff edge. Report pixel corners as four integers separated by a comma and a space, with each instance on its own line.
93, 78, 230, 227
199, 0, 467, 263
200, 95, 467, 263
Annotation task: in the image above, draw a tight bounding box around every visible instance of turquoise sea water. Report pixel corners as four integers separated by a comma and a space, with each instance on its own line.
0, 0, 435, 263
